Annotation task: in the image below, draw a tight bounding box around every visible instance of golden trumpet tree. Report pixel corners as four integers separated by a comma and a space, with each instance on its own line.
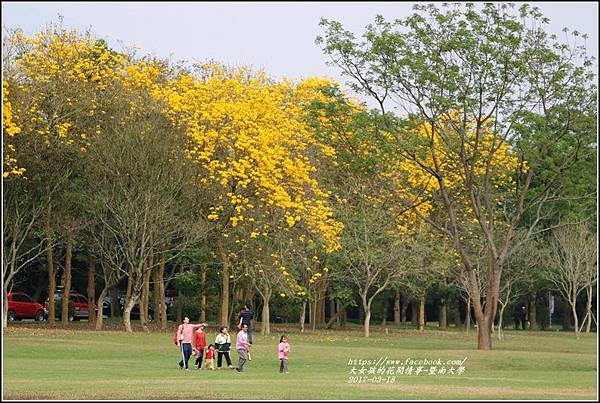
8, 27, 126, 152
155, 65, 343, 325
2, 25, 128, 324
2, 80, 24, 179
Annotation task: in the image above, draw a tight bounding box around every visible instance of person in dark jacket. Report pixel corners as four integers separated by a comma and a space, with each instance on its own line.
237, 305, 255, 341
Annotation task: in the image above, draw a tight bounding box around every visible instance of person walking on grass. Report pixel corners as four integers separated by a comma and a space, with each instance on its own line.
237, 304, 255, 360
203, 344, 216, 370
193, 323, 207, 369
214, 326, 235, 369
278, 335, 291, 374
176, 317, 206, 370
235, 323, 250, 372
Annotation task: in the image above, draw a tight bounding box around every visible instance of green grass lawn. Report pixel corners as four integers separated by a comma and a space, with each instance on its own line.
2, 321, 597, 400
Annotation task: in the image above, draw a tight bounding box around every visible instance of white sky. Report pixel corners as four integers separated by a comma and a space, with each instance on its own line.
2, 1, 598, 105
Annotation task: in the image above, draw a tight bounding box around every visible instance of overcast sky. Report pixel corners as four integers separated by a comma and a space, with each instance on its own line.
3, 1, 598, 104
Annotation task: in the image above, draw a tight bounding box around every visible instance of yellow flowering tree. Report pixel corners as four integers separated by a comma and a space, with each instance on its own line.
2, 25, 127, 324
2, 81, 25, 179
157, 65, 343, 325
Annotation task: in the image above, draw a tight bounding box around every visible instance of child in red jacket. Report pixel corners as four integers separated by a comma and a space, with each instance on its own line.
204, 344, 216, 370
193, 324, 207, 369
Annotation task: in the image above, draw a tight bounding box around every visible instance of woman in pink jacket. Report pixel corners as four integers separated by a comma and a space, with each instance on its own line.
176, 317, 206, 370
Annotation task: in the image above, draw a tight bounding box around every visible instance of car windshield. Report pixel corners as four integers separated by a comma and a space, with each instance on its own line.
13, 294, 33, 303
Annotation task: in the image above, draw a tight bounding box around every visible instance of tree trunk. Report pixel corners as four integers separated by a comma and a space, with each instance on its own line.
87, 257, 96, 325
95, 287, 108, 330
109, 286, 119, 318
438, 297, 447, 330
329, 296, 336, 323
46, 202, 56, 325
313, 282, 325, 328
562, 300, 572, 331
571, 296, 580, 339
310, 294, 317, 331
228, 284, 238, 326
381, 295, 389, 326
62, 230, 73, 324
356, 303, 363, 324
125, 276, 133, 314
477, 319, 492, 349
411, 300, 418, 326
453, 296, 462, 328
200, 265, 206, 323
159, 243, 167, 330
320, 286, 327, 326
309, 297, 314, 330
418, 291, 425, 333
529, 292, 537, 331
394, 291, 401, 325
326, 305, 344, 328
218, 239, 230, 327
466, 295, 471, 335
245, 288, 255, 309
359, 293, 372, 337
152, 266, 160, 324
123, 291, 138, 333
234, 285, 243, 304
260, 287, 271, 335
317, 292, 323, 327
363, 302, 371, 338
140, 250, 153, 330
585, 285, 593, 333
470, 264, 502, 350
300, 300, 306, 332
176, 265, 184, 323
3, 286, 9, 328
139, 279, 147, 327
401, 295, 409, 323
142, 265, 151, 327
497, 302, 507, 341
340, 304, 347, 327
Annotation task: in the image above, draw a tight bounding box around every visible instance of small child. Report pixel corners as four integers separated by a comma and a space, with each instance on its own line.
278, 335, 290, 374
203, 344, 216, 370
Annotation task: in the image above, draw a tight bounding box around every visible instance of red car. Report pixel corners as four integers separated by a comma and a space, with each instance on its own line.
7, 292, 47, 322
45, 291, 95, 321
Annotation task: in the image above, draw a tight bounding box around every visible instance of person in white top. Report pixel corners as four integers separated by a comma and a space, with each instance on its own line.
214, 326, 234, 369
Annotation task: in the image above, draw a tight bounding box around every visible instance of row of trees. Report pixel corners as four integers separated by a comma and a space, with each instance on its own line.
3, 4, 597, 349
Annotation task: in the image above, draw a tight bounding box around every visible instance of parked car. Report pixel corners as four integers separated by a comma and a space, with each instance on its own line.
45, 291, 95, 321
7, 292, 47, 322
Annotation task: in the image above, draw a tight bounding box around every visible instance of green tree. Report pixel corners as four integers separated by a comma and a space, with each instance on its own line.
545, 223, 597, 339
83, 84, 205, 332
317, 3, 596, 350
